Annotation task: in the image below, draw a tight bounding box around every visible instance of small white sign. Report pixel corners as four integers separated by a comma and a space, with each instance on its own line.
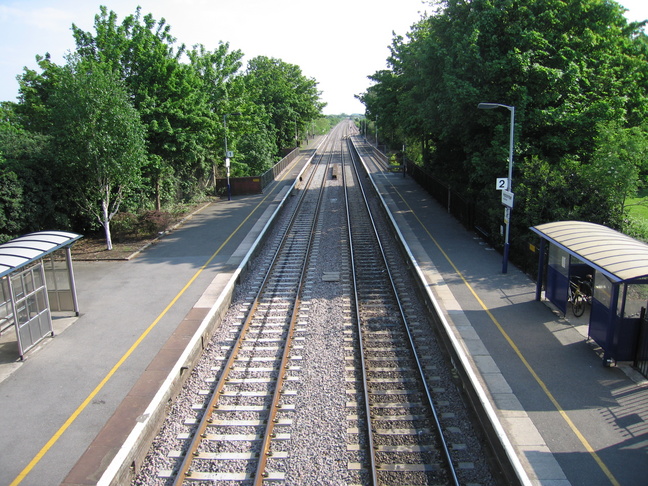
225, 157, 230, 168
502, 190, 514, 208
496, 178, 508, 190
226, 151, 234, 158
504, 207, 510, 224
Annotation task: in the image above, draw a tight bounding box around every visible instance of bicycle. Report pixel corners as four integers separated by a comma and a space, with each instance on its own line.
568, 279, 586, 317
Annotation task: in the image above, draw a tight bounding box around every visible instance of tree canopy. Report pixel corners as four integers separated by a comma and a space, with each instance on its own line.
360, 0, 648, 252
49, 57, 147, 250
0, 5, 325, 245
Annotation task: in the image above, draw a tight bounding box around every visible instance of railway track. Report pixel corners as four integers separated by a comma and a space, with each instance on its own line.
164, 127, 342, 484
343, 138, 459, 485
135, 120, 499, 485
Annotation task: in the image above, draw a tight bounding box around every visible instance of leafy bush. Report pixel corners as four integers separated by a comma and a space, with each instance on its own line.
138, 210, 172, 235
110, 212, 139, 242
623, 215, 648, 244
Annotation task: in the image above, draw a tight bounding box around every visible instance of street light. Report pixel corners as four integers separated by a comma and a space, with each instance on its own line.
223, 112, 242, 201
478, 102, 515, 274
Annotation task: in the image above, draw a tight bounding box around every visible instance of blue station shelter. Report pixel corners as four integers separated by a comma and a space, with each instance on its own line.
531, 221, 648, 364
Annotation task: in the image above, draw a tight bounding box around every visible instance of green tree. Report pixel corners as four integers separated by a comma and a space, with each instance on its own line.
71, 7, 224, 204
15, 54, 65, 134
0, 165, 23, 243
361, 0, 648, 248
244, 56, 325, 151
583, 123, 648, 225
0, 102, 61, 234
49, 57, 146, 250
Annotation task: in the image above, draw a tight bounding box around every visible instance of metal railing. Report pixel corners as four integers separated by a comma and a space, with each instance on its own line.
259, 147, 300, 189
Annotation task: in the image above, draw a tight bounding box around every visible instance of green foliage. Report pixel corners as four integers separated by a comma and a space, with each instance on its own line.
244, 56, 325, 151
110, 212, 139, 242
622, 214, 648, 243
236, 123, 278, 176
0, 167, 23, 241
1, 5, 325, 244
319, 115, 348, 133
0, 102, 66, 232
49, 56, 147, 249
360, 0, 648, 252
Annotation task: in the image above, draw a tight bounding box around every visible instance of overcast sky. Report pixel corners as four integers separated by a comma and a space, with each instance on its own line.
1, 0, 647, 114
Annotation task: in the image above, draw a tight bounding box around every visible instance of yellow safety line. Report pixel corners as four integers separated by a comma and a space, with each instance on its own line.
10, 154, 305, 486
377, 173, 620, 486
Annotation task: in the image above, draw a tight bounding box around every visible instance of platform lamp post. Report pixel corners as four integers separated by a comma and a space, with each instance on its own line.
223, 112, 242, 201
477, 102, 515, 274
375, 114, 379, 149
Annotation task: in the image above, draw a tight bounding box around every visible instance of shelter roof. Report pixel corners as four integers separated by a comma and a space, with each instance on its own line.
0, 231, 82, 279
531, 221, 648, 283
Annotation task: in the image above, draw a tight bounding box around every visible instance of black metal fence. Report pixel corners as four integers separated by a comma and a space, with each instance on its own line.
405, 160, 541, 277
407, 163, 485, 239
635, 307, 648, 378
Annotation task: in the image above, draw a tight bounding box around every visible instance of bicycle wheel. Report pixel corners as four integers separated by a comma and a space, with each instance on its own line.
572, 295, 585, 317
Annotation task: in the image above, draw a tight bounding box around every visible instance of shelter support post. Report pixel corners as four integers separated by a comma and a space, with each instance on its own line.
535, 239, 546, 301
66, 247, 79, 316
39, 262, 53, 337
5, 275, 23, 360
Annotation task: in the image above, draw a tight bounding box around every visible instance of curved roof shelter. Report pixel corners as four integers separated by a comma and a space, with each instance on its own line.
531, 221, 648, 364
0, 231, 82, 279
0, 231, 82, 359
531, 220, 648, 283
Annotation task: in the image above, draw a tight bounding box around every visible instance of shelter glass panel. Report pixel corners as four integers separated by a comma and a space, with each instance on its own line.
594, 273, 613, 308
23, 271, 34, 294
589, 273, 614, 352
44, 251, 76, 312
0, 277, 12, 334
11, 263, 52, 358
547, 244, 569, 313
44, 253, 70, 291
624, 283, 648, 319
549, 244, 569, 275
11, 273, 24, 300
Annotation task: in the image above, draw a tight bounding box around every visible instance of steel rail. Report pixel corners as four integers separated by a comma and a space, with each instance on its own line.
172, 131, 337, 484
252, 136, 336, 484
341, 140, 379, 485
345, 136, 460, 485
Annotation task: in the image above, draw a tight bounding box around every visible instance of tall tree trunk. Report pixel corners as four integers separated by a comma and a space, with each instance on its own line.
103, 220, 113, 251
101, 194, 113, 251
156, 178, 161, 211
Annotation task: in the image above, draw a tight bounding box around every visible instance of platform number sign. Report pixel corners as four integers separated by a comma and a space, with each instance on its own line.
496, 178, 508, 190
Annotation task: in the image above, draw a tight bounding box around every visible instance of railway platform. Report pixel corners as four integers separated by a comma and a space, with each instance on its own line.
368, 160, 648, 486
0, 139, 320, 486
1, 132, 646, 486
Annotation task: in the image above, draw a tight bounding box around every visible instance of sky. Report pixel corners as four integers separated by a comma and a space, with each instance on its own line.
0, 0, 647, 115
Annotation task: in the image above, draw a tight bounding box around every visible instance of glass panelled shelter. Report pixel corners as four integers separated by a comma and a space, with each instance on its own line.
0, 231, 82, 359
531, 221, 648, 365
